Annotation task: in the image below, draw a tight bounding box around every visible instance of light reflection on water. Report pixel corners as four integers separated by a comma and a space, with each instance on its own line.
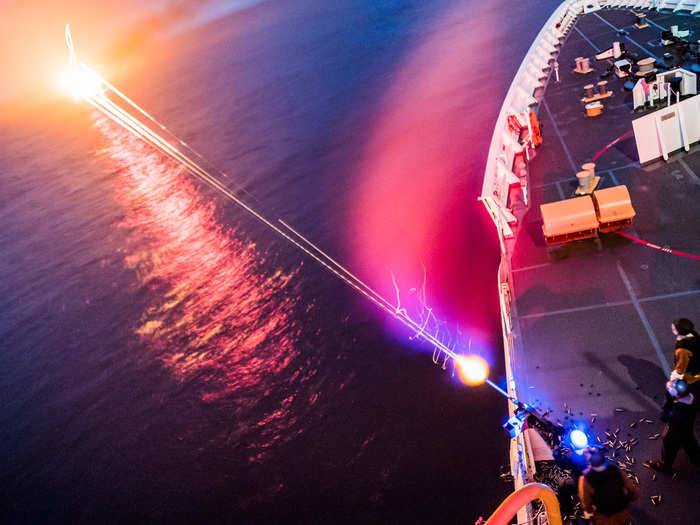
96, 115, 313, 455
0, 0, 560, 518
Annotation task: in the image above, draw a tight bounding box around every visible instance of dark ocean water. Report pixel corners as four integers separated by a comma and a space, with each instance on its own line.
0, 1, 560, 523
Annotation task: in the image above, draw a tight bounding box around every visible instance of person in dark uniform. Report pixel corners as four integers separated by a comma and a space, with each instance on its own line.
670, 318, 699, 398
650, 378, 700, 473
578, 447, 638, 525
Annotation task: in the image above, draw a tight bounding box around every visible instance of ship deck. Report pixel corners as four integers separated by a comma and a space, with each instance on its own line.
509, 7, 700, 524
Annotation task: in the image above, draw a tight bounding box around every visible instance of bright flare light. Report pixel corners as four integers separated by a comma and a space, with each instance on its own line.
61, 67, 103, 101
60, 25, 477, 376
570, 429, 589, 450
455, 355, 489, 386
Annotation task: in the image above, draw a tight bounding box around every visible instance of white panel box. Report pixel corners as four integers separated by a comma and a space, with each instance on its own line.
633, 93, 700, 163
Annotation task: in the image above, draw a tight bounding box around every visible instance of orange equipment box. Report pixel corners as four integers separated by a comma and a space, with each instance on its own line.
540, 196, 599, 245
592, 185, 636, 233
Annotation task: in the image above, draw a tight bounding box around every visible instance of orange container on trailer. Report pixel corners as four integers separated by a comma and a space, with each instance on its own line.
592, 185, 636, 232
540, 196, 599, 245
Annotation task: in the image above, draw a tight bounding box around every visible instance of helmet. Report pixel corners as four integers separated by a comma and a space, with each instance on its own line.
584, 447, 606, 467
672, 318, 694, 336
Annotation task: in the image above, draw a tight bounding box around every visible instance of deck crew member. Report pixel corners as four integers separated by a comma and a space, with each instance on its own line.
578, 447, 638, 525
670, 318, 700, 398
650, 378, 700, 473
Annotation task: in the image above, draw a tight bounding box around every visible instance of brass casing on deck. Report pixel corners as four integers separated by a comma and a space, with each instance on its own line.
592, 185, 636, 233
540, 195, 598, 244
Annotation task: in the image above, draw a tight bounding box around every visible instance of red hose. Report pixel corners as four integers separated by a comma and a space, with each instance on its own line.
592, 130, 634, 162
591, 132, 697, 260
617, 231, 700, 260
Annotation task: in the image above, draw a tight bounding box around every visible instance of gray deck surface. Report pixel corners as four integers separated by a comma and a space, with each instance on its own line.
510, 7, 700, 524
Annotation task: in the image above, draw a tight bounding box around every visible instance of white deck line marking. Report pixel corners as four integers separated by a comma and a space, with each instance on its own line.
554, 180, 566, 200
645, 17, 667, 32
678, 157, 700, 185
512, 262, 552, 273
542, 99, 578, 174
519, 289, 700, 320
532, 162, 640, 190
574, 26, 602, 53
616, 261, 671, 376
607, 169, 620, 186
520, 299, 630, 319
638, 289, 700, 303
592, 12, 626, 32
592, 12, 660, 60
534, 177, 578, 190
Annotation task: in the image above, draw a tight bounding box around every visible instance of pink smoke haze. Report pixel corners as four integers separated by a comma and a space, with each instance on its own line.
350, 6, 502, 342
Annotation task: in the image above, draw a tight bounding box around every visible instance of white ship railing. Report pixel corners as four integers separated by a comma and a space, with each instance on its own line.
480, 1, 660, 523
479, 0, 658, 242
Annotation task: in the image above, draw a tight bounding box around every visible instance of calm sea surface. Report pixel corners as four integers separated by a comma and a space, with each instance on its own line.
0, 1, 560, 522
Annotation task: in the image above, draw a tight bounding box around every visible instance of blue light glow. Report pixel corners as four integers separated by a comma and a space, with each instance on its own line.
570, 429, 589, 449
